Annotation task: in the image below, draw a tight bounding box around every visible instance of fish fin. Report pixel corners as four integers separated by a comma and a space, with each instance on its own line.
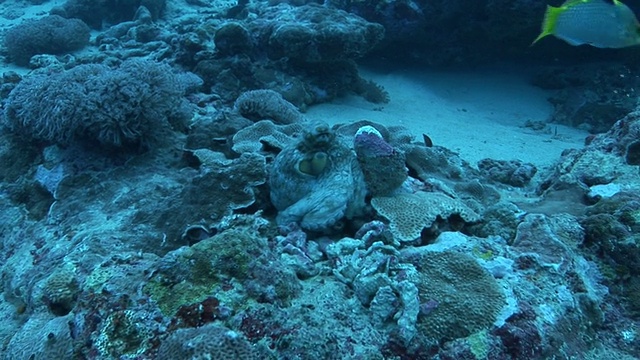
531, 5, 564, 46
563, 37, 587, 46
602, 0, 628, 8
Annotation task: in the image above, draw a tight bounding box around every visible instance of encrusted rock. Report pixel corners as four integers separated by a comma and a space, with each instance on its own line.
234, 89, 304, 124
258, 3, 385, 62
232, 120, 303, 154
354, 125, 407, 196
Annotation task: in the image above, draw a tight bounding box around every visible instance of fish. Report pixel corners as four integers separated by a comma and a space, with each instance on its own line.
532, 0, 640, 48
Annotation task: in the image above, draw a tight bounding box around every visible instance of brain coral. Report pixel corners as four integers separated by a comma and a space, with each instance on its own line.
42, 265, 79, 316
4, 313, 73, 360
413, 251, 506, 343
371, 192, 480, 243
157, 324, 255, 360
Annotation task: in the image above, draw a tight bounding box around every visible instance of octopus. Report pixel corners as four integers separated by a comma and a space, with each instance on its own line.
269, 122, 367, 232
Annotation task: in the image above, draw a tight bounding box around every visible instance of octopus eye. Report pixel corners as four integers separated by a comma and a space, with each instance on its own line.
298, 152, 328, 176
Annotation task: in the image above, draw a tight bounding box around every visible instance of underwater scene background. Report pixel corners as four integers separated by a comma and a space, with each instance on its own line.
0, 0, 639, 359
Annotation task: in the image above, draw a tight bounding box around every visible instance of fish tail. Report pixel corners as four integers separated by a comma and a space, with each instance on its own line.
532, 5, 564, 46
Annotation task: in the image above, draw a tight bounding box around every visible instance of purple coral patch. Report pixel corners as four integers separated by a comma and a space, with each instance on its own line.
355, 131, 395, 158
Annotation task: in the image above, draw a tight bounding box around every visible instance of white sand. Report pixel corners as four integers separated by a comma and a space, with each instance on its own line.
305, 66, 587, 168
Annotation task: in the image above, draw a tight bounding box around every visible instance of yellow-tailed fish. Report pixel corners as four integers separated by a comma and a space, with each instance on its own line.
532, 0, 640, 48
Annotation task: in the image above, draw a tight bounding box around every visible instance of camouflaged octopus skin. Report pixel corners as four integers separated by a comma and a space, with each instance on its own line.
269, 122, 367, 232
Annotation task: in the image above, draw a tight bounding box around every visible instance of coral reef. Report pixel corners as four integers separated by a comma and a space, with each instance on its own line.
40, 264, 79, 316
214, 22, 253, 56
471, 201, 524, 243
144, 224, 300, 316
2, 15, 90, 66
581, 192, 640, 314
52, 0, 166, 29
1, 1, 639, 359
402, 143, 477, 181
478, 158, 537, 187
231, 120, 303, 154
3, 313, 74, 360
532, 63, 640, 133
126, 150, 272, 245
258, 3, 384, 62
537, 111, 640, 209
234, 89, 304, 124
157, 324, 255, 360
2, 59, 200, 150
184, 3, 387, 108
